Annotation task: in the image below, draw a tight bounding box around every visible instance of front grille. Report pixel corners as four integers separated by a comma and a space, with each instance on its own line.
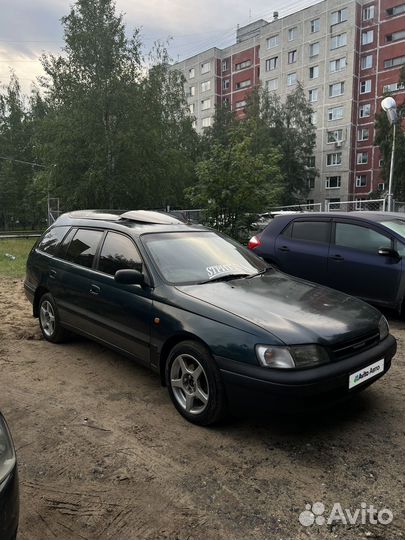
331, 331, 380, 360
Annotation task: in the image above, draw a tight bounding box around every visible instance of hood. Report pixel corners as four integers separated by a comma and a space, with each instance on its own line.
176, 271, 381, 345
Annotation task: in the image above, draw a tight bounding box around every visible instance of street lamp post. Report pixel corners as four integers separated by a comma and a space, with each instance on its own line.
381, 96, 398, 212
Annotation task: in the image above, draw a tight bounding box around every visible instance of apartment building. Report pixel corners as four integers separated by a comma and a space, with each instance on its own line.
172, 0, 405, 205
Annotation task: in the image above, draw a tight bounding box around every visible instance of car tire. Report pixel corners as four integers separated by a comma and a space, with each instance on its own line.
166, 340, 227, 426
38, 293, 69, 343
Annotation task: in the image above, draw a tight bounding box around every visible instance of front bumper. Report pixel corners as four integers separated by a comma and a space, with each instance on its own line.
215, 334, 396, 410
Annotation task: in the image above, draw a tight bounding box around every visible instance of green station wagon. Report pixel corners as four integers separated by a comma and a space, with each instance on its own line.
24, 210, 397, 425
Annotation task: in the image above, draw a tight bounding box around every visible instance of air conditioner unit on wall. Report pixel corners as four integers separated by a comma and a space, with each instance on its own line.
335, 141, 342, 148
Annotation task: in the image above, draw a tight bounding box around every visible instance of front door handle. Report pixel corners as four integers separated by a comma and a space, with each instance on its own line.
89, 284, 101, 295
330, 254, 344, 261
278, 245, 290, 252
49, 269, 57, 279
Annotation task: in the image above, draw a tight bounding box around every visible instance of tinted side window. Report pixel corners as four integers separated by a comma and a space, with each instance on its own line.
335, 223, 392, 253
37, 226, 70, 255
98, 232, 142, 275
64, 229, 103, 268
291, 221, 330, 243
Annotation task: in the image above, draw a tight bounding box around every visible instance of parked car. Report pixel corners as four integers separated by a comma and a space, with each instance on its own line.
0, 412, 19, 540
25, 210, 396, 425
248, 212, 405, 313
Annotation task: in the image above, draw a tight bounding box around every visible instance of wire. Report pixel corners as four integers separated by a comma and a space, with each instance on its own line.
0, 156, 46, 168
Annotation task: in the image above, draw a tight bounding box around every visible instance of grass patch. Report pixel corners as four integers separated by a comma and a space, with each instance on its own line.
0, 238, 37, 278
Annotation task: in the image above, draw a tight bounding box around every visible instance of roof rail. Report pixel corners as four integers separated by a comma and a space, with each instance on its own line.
119, 210, 184, 224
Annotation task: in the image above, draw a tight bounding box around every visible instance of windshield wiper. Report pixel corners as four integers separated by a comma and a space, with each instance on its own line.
245, 267, 273, 279
199, 273, 251, 284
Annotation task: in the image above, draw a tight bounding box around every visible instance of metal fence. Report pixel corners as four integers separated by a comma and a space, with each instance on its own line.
393, 201, 405, 213
269, 203, 323, 212
326, 198, 386, 212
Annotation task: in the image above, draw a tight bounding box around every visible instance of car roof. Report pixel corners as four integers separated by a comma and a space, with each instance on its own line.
273, 211, 405, 223
52, 209, 208, 235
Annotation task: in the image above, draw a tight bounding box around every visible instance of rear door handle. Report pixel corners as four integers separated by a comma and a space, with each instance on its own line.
278, 245, 290, 252
89, 284, 101, 295
49, 269, 57, 279
330, 254, 344, 261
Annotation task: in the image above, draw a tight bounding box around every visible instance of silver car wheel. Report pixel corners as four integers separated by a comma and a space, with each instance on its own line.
40, 300, 56, 337
170, 353, 209, 415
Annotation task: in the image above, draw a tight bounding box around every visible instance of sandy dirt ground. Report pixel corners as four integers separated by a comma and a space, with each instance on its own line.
0, 277, 404, 540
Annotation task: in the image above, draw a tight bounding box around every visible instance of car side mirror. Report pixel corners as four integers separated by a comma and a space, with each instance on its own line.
378, 247, 401, 260
114, 269, 145, 286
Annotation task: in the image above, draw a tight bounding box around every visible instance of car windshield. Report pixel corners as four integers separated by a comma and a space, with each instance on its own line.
142, 231, 267, 285
381, 219, 405, 238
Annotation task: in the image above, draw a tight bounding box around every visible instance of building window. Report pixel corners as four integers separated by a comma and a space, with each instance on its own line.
386, 4, 405, 16
308, 177, 315, 189
330, 57, 346, 72
222, 60, 229, 71
360, 80, 372, 93
288, 50, 297, 64
331, 33, 347, 49
201, 62, 210, 74
288, 27, 297, 41
384, 56, 405, 69
355, 174, 368, 187
235, 79, 251, 90
201, 98, 211, 110
235, 100, 247, 109
309, 65, 319, 79
267, 35, 279, 48
378, 182, 385, 190
326, 176, 342, 189
359, 103, 371, 117
310, 18, 320, 32
189, 86, 195, 97
265, 56, 278, 71
329, 82, 344, 97
189, 68, 195, 79
327, 153, 342, 166
266, 78, 278, 91
358, 128, 369, 141
189, 103, 195, 114
310, 111, 318, 125
201, 80, 211, 92
235, 60, 252, 70
223, 79, 230, 90
328, 106, 344, 120
202, 117, 212, 128
357, 152, 368, 164
309, 42, 320, 57
383, 82, 405, 92
361, 55, 373, 69
362, 30, 374, 44
331, 8, 348, 24
287, 72, 297, 86
327, 129, 343, 143
363, 5, 375, 19
192, 120, 197, 129
308, 88, 318, 102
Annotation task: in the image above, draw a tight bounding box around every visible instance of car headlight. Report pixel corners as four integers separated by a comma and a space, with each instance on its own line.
0, 415, 16, 484
378, 316, 389, 341
255, 344, 329, 369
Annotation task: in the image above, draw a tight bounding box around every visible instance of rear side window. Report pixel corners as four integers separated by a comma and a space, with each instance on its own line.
98, 232, 142, 275
291, 221, 330, 243
335, 223, 392, 253
64, 229, 103, 268
37, 226, 70, 255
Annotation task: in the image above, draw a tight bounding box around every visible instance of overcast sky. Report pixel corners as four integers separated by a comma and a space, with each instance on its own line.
0, 0, 319, 94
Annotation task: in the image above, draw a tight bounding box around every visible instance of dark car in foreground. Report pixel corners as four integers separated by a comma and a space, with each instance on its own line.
25, 210, 396, 425
249, 212, 405, 313
0, 412, 19, 540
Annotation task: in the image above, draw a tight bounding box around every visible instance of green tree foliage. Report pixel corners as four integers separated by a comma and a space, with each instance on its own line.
374, 67, 405, 201
0, 75, 44, 229
244, 84, 317, 204
187, 122, 283, 240
35, 0, 197, 211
